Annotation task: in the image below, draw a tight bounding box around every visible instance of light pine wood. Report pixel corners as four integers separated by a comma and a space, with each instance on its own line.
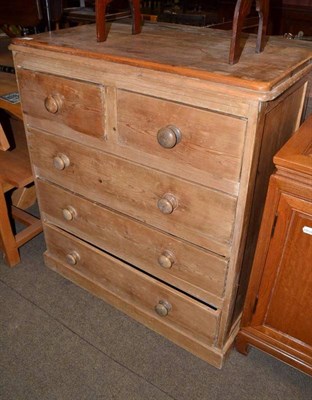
0, 36, 41, 265
0, 118, 42, 267
0, 119, 33, 188
45, 249, 226, 368
17, 69, 106, 139
116, 90, 246, 193
236, 115, 312, 376
28, 128, 237, 257
44, 224, 220, 345
11, 23, 312, 368
11, 184, 37, 209
37, 179, 228, 307
10, 24, 312, 92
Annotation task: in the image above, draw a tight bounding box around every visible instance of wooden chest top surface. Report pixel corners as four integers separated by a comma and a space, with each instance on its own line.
11, 22, 312, 93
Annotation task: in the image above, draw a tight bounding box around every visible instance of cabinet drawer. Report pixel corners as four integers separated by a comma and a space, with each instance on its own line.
117, 90, 246, 194
44, 224, 220, 346
37, 179, 228, 307
29, 129, 237, 256
17, 69, 105, 139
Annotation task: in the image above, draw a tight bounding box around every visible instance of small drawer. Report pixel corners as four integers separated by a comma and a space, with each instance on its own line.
28, 129, 237, 256
17, 69, 105, 139
116, 90, 247, 194
44, 224, 220, 346
37, 179, 228, 307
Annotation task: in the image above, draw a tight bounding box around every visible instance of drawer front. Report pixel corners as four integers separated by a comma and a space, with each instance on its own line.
17, 69, 105, 139
29, 129, 237, 256
37, 179, 228, 307
116, 90, 247, 194
44, 224, 220, 345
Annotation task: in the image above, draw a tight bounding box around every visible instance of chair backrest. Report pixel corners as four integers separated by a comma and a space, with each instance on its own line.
0, 0, 43, 26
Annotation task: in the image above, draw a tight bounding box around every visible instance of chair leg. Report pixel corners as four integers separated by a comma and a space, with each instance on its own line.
129, 0, 142, 35
0, 190, 20, 267
96, 0, 141, 42
255, 0, 269, 53
96, 0, 108, 42
229, 0, 252, 64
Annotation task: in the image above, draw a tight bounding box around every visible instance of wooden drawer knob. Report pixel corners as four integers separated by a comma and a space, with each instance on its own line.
62, 206, 77, 221
158, 250, 175, 269
157, 193, 178, 215
155, 300, 172, 317
44, 94, 63, 114
157, 125, 182, 149
66, 251, 80, 266
53, 153, 70, 170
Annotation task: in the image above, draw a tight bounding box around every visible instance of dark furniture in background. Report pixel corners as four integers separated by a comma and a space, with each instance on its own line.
1, 1, 310, 37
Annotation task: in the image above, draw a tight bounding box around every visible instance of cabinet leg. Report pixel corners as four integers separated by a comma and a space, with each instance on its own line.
235, 333, 250, 355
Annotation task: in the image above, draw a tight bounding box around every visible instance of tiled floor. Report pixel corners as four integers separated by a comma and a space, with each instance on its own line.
1, 232, 311, 400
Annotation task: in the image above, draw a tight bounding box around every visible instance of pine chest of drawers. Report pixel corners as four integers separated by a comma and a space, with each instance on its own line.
11, 23, 312, 368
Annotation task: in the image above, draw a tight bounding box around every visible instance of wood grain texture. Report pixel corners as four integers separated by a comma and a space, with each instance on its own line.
44, 223, 220, 345
117, 90, 246, 193
237, 116, 312, 376
28, 128, 237, 256
274, 114, 312, 176
0, 118, 33, 188
11, 24, 312, 368
37, 179, 228, 307
231, 80, 307, 329
11, 23, 312, 92
17, 69, 105, 139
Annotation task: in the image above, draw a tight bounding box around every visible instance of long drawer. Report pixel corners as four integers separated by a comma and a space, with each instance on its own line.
44, 224, 220, 346
37, 179, 228, 307
28, 129, 237, 256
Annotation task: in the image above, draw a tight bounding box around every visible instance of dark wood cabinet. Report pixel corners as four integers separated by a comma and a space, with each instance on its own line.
236, 115, 312, 376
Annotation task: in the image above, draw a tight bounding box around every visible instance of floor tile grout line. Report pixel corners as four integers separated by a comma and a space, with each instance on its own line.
0, 278, 177, 400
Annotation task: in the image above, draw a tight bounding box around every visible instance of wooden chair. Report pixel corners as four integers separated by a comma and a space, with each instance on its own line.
229, 0, 269, 64
95, 0, 141, 41
0, 116, 42, 267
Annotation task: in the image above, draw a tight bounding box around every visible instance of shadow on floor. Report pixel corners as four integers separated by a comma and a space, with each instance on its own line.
1, 232, 311, 400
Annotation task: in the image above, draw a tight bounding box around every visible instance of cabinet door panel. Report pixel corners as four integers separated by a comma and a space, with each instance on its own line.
252, 193, 312, 346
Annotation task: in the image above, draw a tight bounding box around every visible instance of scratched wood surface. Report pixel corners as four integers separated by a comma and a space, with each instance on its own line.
11, 22, 312, 92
